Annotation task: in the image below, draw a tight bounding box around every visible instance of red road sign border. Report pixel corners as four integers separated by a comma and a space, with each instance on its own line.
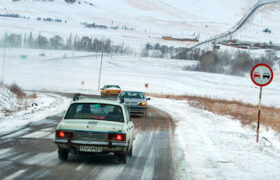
250, 63, 273, 87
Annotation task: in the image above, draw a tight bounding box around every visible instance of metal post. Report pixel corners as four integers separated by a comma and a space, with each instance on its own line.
256, 86, 263, 143
97, 46, 104, 91
145, 87, 147, 97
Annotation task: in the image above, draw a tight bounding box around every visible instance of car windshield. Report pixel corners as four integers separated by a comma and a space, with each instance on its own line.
65, 103, 124, 122
123, 92, 145, 99
107, 85, 120, 88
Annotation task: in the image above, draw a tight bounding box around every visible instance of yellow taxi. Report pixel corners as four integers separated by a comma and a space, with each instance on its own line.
100, 85, 122, 97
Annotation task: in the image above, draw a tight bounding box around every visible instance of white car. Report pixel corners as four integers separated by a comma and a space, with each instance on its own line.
53, 97, 135, 163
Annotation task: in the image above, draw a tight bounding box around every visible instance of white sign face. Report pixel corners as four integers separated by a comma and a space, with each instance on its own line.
251, 64, 273, 87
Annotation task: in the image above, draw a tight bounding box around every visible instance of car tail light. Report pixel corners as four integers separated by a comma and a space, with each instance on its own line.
59, 131, 65, 138
139, 102, 147, 106
56, 130, 73, 138
116, 134, 122, 141
108, 133, 126, 141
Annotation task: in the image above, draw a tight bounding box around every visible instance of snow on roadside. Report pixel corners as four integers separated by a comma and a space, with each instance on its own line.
0, 93, 70, 135
0, 84, 20, 115
150, 97, 280, 179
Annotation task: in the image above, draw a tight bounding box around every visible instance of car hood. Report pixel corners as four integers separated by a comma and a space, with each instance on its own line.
57, 120, 125, 133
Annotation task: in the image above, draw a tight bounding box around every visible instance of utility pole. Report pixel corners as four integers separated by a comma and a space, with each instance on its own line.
1, 42, 6, 84
97, 39, 104, 91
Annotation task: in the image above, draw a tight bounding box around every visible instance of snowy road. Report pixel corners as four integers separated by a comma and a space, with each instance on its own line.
0, 105, 175, 180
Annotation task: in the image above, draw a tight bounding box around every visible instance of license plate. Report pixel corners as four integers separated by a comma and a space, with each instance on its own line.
128, 102, 138, 105
78, 146, 102, 152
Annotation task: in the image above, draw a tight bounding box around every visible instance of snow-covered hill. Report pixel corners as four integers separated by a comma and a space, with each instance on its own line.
234, 2, 280, 44
0, 0, 258, 50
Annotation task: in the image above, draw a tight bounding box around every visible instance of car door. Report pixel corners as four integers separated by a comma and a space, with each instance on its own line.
125, 107, 135, 141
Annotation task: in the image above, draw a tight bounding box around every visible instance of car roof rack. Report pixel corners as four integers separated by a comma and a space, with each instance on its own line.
73, 93, 81, 101
72, 93, 118, 101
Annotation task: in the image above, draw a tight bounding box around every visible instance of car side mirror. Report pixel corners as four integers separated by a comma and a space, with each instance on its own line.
146, 98, 151, 101
100, 88, 103, 90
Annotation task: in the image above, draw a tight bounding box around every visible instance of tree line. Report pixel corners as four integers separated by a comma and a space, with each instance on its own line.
141, 42, 278, 76
0, 32, 132, 54
141, 42, 201, 60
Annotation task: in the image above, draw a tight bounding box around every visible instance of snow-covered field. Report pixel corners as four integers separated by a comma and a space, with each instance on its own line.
0, 0, 258, 51
151, 97, 280, 180
1, 48, 280, 108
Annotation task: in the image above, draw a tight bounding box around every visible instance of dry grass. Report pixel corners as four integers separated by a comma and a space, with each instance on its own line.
7, 83, 26, 99
29, 93, 37, 99
7, 83, 37, 99
148, 93, 280, 133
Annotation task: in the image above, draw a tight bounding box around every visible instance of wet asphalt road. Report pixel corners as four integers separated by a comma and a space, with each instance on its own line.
0, 95, 175, 180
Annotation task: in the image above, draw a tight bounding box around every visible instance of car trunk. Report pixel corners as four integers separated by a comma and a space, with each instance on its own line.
107, 89, 121, 94
59, 120, 124, 141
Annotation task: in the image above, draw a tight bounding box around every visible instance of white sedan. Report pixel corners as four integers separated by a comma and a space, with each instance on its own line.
53, 97, 135, 163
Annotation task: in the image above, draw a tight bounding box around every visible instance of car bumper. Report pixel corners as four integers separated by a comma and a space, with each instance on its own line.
102, 93, 120, 96
54, 139, 128, 154
127, 106, 148, 114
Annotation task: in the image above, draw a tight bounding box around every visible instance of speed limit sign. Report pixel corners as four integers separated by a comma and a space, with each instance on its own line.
250, 63, 273, 143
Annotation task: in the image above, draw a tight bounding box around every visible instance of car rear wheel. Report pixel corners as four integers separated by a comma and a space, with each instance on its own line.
128, 145, 133, 157
118, 153, 127, 164
58, 149, 68, 161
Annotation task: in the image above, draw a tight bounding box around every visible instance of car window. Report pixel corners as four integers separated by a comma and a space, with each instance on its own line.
106, 85, 120, 88
123, 92, 145, 99
65, 103, 124, 122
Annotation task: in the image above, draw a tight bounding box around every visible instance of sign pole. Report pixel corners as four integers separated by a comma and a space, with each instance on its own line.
144, 83, 149, 97
251, 63, 273, 143
256, 86, 262, 143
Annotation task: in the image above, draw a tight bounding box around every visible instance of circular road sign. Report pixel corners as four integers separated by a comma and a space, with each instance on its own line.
250, 64, 273, 87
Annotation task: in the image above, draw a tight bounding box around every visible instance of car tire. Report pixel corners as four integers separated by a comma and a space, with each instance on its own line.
128, 145, 133, 157
118, 153, 127, 164
58, 149, 68, 161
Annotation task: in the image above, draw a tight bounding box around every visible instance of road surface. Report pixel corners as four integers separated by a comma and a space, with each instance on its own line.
0, 100, 175, 180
